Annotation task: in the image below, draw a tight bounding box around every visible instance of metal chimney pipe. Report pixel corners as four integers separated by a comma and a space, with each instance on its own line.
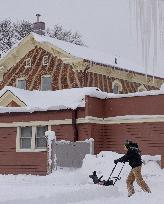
36, 14, 41, 22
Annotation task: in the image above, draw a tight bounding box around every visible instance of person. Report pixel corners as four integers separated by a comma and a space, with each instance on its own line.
114, 140, 151, 197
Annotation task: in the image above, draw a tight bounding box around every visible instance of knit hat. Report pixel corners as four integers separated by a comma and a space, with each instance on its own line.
124, 140, 133, 149
124, 140, 138, 149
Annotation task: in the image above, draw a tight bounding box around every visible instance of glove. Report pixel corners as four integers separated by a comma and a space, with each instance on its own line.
114, 159, 119, 164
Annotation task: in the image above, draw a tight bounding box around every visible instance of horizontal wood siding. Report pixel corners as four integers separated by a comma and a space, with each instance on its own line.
78, 124, 104, 154
85, 96, 104, 118
105, 95, 164, 117
78, 124, 92, 141
0, 127, 47, 175
0, 110, 72, 123
51, 125, 74, 141
91, 124, 104, 153
103, 123, 164, 157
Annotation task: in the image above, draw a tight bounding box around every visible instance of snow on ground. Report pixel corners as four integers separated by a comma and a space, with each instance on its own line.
0, 151, 163, 204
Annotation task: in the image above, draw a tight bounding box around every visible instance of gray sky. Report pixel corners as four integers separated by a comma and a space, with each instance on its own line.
0, 0, 164, 77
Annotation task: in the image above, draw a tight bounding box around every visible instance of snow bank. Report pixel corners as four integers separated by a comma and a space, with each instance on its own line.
81, 151, 163, 182
0, 151, 163, 203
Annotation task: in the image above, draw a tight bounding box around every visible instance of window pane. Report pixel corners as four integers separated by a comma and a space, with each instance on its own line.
41, 77, 52, 91
20, 138, 31, 149
17, 80, 26, 90
113, 84, 119, 94
35, 126, 47, 148
20, 127, 32, 149
35, 138, 47, 148
36, 126, 47, 137
21, 127, 32, 138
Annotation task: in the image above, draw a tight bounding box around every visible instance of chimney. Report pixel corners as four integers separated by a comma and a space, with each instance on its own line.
33, 14, 45, 35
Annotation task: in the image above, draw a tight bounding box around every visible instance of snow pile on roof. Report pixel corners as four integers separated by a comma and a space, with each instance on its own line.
0, 86, 164, 113
160, 83, 164, 91
0, 86, 107, 113
107, 89, 164, 99
32, 33, 146, 75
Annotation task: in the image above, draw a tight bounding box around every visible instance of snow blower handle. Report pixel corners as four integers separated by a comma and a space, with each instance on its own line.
108, 163, 118, 179
113, 163, 125, 185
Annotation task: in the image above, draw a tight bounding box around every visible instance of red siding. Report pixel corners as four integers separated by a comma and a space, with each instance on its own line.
103, 123, 164, 163
105, 94, 164, 117
0, 127, 47, 175
0, 110, 73, 123
51, 125, 74, 141
85, 96, 105, 118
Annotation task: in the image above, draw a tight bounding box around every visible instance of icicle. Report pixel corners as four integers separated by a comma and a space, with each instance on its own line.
129, 0, 164, 80
158, 0, 164, 49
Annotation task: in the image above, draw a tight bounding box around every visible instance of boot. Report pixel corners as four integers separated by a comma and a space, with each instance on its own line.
128, 188, 135, 197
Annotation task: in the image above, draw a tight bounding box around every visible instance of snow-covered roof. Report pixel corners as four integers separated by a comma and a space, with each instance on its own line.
0, 86, 107, 113
31, 33, 146, 75
0, 32, 156, 77
0, 86, 164, 113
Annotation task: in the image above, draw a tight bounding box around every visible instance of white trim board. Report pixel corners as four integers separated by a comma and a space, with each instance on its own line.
0, 119, 72, 127
0, 115, 164, 127
77, 115, 164, 124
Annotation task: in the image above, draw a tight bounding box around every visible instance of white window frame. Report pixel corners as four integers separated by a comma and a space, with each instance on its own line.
16, 125, 51, 152
16, 78, 26, 90
25, 58, 31, 68
42, 55, 49, 66
41, 75, 52, 91
112, 80, 122, 94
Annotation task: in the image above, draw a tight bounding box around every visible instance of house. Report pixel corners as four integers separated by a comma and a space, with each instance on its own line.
0, 33, 163, 93
0, 86, 164, 175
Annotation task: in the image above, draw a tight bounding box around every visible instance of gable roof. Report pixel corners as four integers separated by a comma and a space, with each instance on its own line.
0, 32, 159, 78
0, 90, 26, 107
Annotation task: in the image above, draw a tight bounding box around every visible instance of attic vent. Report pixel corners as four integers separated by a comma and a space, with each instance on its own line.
25, 58, 31, 68
42, 55, 49, 66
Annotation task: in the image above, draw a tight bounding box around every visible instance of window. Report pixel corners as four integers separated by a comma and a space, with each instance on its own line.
16, 79, 26, 90
35, 126, 47, 149
112, 80, 122, 94
25, 58, 31, 68
42, 55, 49, 66
20, 127, 32, 149
113, 84, 119, 94
17, 125, 50, 152
41, 76, 52, 91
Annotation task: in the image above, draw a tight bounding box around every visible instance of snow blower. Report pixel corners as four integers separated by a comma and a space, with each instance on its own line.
89, 163, 125, 186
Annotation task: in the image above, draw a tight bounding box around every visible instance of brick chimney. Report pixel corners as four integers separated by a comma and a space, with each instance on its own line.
33, 14, 45, 35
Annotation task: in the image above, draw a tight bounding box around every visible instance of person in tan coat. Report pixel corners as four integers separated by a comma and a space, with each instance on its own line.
114, 140, 151, 197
